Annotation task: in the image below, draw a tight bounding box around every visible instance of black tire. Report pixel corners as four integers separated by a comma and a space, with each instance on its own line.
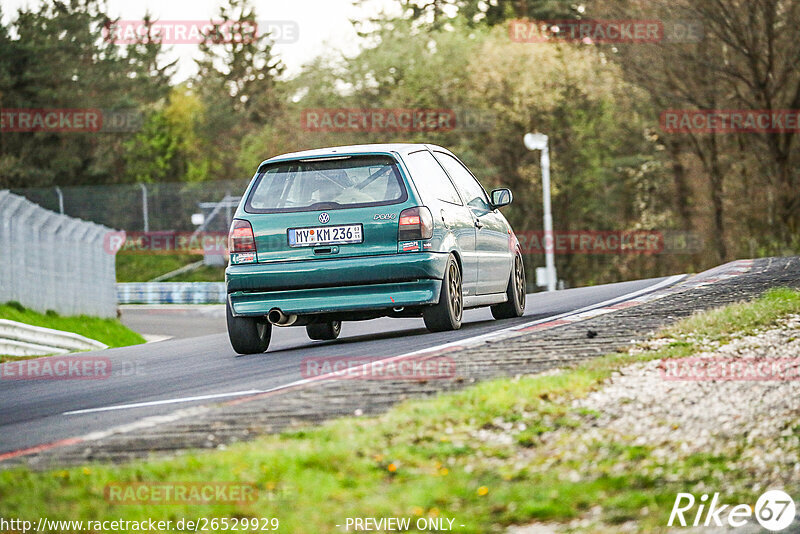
306, 320, 341, 341
491, 252, 526, 319
423, 255, 463, 332
226, 301, 272, 354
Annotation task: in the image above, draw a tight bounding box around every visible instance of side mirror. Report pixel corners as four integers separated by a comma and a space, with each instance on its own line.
490, 188, 513, 208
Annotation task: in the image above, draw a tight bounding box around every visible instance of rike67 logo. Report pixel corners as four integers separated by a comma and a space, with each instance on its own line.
669, 490, 796, 531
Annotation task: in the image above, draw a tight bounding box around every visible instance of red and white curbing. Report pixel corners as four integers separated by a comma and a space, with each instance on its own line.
518, 259, 754, 334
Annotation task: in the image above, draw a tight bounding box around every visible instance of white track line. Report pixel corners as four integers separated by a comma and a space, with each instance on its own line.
63, 275, 685, 417
63, 390, 263, 415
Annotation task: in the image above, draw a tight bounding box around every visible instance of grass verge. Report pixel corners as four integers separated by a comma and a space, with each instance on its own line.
1, 289, 799, 532
0, 302, 146, 363
116, 254, 225, 282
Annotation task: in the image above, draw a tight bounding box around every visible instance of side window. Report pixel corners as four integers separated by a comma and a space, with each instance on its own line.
403, 150, 462, 205
434, 152, 491, 211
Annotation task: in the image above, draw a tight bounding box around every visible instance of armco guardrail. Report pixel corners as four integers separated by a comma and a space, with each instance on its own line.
0, 190, 120, 318
0, 319, 107, 356
117, 282, 226, 304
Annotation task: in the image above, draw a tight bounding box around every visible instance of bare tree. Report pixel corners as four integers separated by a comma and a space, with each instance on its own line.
592, 0, 800, 259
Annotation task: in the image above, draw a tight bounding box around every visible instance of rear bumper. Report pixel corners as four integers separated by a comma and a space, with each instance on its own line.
226, 252, 448, 316
229, 279, 442, 316
226, 252, 448, 292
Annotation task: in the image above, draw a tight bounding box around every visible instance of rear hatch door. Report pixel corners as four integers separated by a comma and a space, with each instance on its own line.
243, 154, 413, 262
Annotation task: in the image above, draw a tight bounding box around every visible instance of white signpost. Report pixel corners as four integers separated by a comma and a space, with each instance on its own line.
524, 132, 557, 292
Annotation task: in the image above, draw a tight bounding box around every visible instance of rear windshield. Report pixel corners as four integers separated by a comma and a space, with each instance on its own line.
245, 155, 407, 213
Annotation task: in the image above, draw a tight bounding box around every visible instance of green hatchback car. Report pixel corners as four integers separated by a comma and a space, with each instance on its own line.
226, 143, 525, 354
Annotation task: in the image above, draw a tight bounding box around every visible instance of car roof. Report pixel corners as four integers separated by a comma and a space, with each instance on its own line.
260, 143, 454, 166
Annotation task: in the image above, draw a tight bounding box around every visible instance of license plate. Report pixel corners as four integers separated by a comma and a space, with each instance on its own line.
288, 224, 363, 247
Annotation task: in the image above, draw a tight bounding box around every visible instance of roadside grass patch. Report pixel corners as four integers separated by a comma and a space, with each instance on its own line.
1, 288, 798, 531
662, 286, 800, 342
0, 302, 145, 363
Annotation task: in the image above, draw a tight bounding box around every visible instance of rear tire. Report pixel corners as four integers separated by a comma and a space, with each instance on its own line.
226, 301, 272, 354
424, 255, 463, 332
491, 252, 526, 319
306, 320, 341, 341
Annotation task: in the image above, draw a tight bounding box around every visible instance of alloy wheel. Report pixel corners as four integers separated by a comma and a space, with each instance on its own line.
514, 254, 526, 309
449, 261, 463, 321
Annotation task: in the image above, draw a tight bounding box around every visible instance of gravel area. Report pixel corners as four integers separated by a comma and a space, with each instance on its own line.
508, 314, 800, 533
583, 315, 800, 481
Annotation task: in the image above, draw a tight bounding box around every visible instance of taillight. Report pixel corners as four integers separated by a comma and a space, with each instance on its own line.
229, 219, 256, 263
398, 206, 433, 241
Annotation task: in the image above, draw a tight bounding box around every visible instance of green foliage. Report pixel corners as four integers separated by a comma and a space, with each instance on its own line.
0, 1, 173, 188
194, 0, 285, 178
0, 0, 283, 186
121, 86, 213, 183
123, 111, 180, 184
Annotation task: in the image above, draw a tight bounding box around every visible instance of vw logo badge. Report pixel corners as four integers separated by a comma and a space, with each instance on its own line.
318, 212, 330, 224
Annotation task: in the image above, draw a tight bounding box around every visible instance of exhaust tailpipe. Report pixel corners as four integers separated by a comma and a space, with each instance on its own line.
268, 308, 297, 326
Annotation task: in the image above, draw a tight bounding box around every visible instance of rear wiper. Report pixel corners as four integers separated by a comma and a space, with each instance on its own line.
308, 201, 342, 210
